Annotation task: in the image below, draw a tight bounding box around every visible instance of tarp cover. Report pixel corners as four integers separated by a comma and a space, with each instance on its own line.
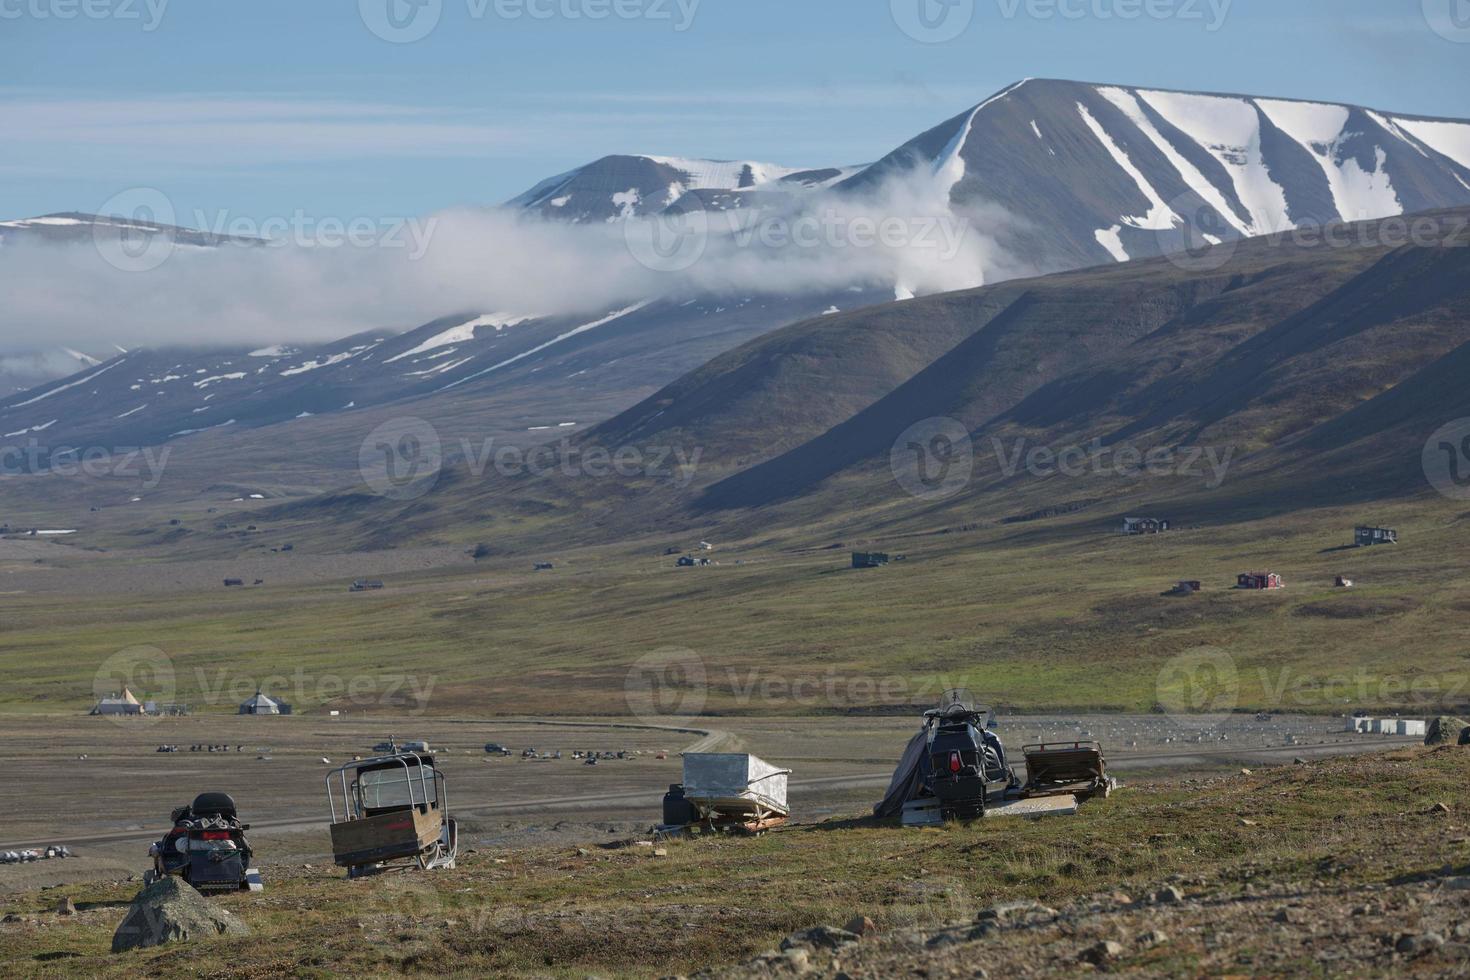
682, 753, 789, 815
874, 729, 929, 818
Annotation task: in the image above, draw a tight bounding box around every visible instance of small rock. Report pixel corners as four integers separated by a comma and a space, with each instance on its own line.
1080, 939, 1125, 964
1444, 877, 1470, 891
1239, 818, 1259, 827
977, 901, 1058, 924
782, 926, 861, 952
652, 847, 668, 857
1429, 803, 1452, 815
1138, 929, 1169, 947
1240, 768, 1253, 776
1153, 885, 1185, 904
1108, 891, 1133, 907
576, 848, 591, 857
56, 897, 76, 916
782, 947, 810, 970
1397, 933, 1445, 956
1293, 758, 1308, 765
842, 915, 877, 938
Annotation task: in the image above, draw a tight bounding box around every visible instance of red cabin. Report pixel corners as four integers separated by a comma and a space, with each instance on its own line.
1237, 572, 1283, 590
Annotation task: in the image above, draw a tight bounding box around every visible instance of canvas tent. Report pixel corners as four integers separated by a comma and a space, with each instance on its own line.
239, 690, 290, 715
90, 687, 144, 716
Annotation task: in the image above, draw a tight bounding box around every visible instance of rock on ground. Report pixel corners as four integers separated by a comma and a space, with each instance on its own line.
111, 876, 250, 953
1425, 717, 1470, 746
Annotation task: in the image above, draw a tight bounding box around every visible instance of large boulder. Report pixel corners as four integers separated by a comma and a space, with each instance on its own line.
111, 876, 250, 953
1425, 717, 1470, 746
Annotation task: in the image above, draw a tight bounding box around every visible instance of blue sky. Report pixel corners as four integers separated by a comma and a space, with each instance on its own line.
2, 0, 1467, 224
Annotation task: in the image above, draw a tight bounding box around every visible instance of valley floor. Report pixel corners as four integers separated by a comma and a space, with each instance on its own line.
1, 744, 1467, 977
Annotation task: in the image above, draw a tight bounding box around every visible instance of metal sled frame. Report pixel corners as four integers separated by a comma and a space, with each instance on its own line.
325, 752, 458, 877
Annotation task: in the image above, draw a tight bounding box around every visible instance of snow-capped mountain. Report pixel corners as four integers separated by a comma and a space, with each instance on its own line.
507, 154, 861, 223
842, 78, 1470, 270
0, 211, 263, 250
0, 347, 109, 398
0, 292, 883, 458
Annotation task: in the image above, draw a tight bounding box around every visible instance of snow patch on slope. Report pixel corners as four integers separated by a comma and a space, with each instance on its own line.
1257, 99, 1400, 222
1394, 118, 1470, 171
1097, 87, 1250, 235
439, 302, 651, 391
1137, 89, 1290, 235
385, 314, 533, 364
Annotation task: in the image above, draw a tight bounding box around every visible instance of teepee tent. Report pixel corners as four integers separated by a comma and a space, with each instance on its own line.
239, 689, 289, 715
90, 687, 144, 716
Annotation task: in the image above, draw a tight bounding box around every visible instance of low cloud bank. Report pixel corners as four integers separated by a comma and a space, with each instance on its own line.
0, 167, 1035, 354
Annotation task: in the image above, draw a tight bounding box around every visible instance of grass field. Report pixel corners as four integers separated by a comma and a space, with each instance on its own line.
2, 746, 1467, 977
3, 491, 1467, 720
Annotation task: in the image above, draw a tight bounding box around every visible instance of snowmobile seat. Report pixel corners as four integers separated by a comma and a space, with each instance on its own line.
190, 792, 239, 819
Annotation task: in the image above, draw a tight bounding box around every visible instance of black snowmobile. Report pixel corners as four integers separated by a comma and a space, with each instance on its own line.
146, 792, 261, 893
920, 698, 1019, 819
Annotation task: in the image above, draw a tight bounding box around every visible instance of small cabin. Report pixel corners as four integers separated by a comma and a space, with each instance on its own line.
1122, 517, 1171, 536
1173, 580, 1202, 594
350, 580, 385, 592
1355, 526, 1397, 547
852, 551, 890, 569
1237, 572, 1284, 590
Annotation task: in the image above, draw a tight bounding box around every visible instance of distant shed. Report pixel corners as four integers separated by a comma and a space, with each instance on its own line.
1355, 526, 1397, 547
